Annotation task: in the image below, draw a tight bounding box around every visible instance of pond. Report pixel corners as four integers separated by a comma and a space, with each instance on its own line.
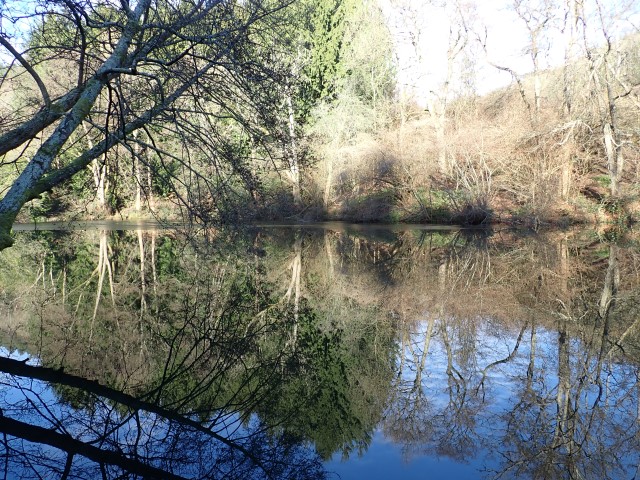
0, 223, 639, 479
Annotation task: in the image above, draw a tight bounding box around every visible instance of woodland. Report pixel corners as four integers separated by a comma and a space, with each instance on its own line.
1, 0, 640, 249
2, 1, 640, 476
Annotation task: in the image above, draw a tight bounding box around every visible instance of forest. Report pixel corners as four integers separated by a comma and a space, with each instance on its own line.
1, 0, 639, 249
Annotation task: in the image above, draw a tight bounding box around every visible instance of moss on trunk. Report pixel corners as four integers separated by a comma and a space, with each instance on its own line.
0, 212, 16, 250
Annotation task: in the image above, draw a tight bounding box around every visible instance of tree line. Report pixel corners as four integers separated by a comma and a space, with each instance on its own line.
1, 0, 639, 249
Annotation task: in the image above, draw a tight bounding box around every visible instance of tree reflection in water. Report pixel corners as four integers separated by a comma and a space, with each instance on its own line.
0, 229, 332, 479
383, 235, 640, 479
1, 226, 640, 479
0, 355, 324, 480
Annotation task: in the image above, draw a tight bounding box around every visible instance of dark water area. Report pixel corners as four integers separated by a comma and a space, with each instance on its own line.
1, 224, 639, 479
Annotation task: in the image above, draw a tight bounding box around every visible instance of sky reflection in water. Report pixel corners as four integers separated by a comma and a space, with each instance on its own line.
0, 225, 638, 479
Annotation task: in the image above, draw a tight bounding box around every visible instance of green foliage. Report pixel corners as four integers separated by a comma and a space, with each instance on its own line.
305, 0, 347, 101
27, 12, 87, 64
0, 234, 45, 300
341, 189, 399, 223
29, 192, 66, 219
302, 0, 394, 106
68, 167, 94, 199
284, 0, 395, 126
155, 237, 180, 278
150, 158, 180, 197
2, 0, 399, 225
595, 175, 611, 188
255, 297, 395, 460
336, 0, 395, 107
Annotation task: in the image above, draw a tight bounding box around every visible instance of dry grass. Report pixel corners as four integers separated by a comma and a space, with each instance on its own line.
304, 69, 640, 225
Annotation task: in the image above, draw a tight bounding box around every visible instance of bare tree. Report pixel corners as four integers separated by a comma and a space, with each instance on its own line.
384, 0, 475, 176
583, 0, 635, 197
0, 0, 296, 249
512, 0, 555, 116
561, 0, 640, 198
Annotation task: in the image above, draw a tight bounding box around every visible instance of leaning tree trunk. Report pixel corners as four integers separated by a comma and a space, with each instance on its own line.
602, 58, 623, 198
603, 122, 622, 198
0, 0, 151, 250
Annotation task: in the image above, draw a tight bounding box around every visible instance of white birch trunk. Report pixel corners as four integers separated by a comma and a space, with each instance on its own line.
284, 89, 301, 206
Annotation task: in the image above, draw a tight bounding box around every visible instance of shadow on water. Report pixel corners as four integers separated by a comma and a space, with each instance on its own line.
1, 224, 640, 478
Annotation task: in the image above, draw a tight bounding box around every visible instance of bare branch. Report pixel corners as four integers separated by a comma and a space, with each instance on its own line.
0, 34, 51, 106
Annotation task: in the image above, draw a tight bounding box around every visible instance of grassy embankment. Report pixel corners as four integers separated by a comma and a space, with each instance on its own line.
284, 34, 640, 229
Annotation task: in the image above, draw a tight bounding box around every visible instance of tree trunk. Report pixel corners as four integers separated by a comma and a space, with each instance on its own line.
135, 156, 142, 212
138, 230, 147, 315
531, 34, 541, 116
147, 163, 154, 211
428, 97, 449, 175
83, 122, 108, 210
562, 0, 579, 116
599, 245, 619, 319
553, 319, 570, 450
284, 88, 301, 207
323, 152, 333, 210
0, 0, 151, 249
603, 122, 622, 197
284, 235, 302, 348
92, 160, 107, 209
560, 160, 571, 200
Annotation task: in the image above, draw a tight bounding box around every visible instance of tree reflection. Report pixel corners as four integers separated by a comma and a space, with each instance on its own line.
2, 226, 640, 478
490, 243, 640, 480
378, 232, 640, 479
256, 229, 397, 460
0, 355, 326, 480
0, 230, 330, 479
0, 227, 401, 478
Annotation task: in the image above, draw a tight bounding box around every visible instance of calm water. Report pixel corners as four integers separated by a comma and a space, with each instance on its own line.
0, 224, 639, 479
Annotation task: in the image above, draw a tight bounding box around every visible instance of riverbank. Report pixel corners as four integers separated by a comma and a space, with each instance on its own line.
18, 190, 636, 234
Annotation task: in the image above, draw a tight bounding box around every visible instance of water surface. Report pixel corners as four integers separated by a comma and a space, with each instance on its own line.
0, 224, 638, 479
